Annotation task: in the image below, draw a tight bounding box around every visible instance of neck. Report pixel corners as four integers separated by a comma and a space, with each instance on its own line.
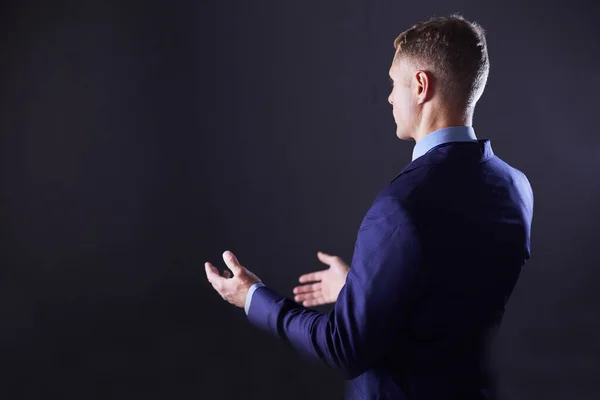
413, 106, 473, 143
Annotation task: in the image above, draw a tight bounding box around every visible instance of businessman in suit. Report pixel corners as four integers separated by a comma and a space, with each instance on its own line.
205, 14, 533, 400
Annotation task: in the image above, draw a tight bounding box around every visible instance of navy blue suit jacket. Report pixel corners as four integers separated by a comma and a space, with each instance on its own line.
247, 139, 533, 399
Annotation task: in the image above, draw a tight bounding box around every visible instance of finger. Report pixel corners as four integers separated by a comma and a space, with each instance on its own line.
294, 282, 321, 295
222, 250, 243, 275
293, 282, 321, 294
294, 291, 321, 302
303, 297, 328, 307
317, 251, 337, 265
223, 270, 232, 279
298, 271, 324, 283
205, 262, 224, 285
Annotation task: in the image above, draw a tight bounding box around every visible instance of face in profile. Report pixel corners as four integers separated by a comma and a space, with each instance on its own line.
388, 59, 417, 141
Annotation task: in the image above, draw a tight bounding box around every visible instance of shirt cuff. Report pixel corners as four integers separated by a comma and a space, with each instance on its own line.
244, 281, 265, 315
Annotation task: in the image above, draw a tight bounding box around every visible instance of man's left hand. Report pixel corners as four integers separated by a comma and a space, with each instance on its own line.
205, 250, 261, 308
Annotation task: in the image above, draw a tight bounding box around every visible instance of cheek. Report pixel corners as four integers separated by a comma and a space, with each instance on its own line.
392, 90, 404, 106
395, 91, 412, 116
393, 95, 406, 118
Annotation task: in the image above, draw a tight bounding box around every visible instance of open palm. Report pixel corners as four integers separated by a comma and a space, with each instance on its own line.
293, 251, 350, 307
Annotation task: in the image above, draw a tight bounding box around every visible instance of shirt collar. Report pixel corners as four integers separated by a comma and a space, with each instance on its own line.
412, 126, 477, 161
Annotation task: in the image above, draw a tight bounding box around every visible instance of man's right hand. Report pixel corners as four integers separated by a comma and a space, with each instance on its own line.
292, 251, 350, 307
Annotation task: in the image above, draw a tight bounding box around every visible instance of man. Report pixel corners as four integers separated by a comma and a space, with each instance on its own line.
205, 14, 533, 400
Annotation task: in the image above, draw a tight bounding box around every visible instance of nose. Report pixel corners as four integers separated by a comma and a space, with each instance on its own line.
388, 92, 393, 105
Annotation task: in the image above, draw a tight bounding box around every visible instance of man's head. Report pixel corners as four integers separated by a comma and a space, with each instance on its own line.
388, 14, 489, 141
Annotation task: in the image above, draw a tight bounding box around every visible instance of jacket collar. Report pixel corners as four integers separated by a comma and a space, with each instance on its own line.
390, 139, 495, 184
412, 126, 477, 161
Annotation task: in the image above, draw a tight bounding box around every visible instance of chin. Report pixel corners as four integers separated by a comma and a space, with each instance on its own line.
395, 127, 412, 141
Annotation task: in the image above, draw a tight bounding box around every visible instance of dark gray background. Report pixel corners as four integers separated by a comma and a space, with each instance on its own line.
1, 0, 599, 399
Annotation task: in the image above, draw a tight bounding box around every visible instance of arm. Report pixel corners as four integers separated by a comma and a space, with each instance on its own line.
246, 196, 424, 378
245, 252, 349, 313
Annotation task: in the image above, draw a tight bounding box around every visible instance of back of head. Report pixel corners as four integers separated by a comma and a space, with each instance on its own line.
393, 14, 490, 112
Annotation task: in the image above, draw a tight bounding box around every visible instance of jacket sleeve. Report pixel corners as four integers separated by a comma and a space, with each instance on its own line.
246, 195, 424, 379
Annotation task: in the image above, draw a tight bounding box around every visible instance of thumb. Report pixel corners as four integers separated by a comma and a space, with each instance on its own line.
317, 251, 336, 265
222, 250, 243, 275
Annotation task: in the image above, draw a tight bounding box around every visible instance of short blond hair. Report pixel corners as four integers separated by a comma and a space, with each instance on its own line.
393, 14, 490, 110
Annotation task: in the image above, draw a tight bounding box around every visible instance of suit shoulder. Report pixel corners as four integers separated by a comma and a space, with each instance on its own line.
384, 164, 436, 202
365, 167, 432, 216
490, 156, 533, 194
359, 188, 415, 232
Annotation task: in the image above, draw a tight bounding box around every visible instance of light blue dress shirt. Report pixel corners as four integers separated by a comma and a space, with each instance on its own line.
412, 125, 477, 161
244, 125, 478, 315
245, 281, 265, 314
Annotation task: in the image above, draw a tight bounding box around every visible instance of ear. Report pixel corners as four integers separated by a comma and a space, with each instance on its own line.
415, 70, 432, 104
